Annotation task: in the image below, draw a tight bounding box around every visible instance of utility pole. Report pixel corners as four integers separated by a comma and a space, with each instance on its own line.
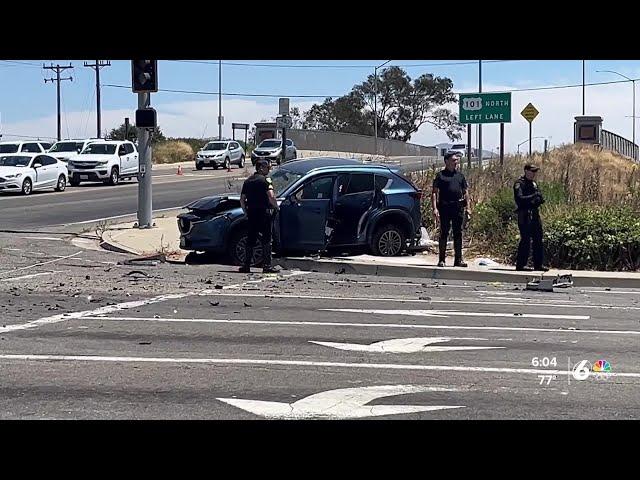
84, 60, 111, 138
478, 59, 483, 169
218, 60, 223, 140
43, 63, 74, 141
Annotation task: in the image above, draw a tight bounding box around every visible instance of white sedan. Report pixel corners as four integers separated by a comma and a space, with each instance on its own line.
0, 153, 69, 195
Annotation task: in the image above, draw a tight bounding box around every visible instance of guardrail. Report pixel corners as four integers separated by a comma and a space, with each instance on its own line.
600, 129, 639, 161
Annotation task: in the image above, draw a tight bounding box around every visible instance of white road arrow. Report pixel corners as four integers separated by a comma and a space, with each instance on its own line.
217, 384, 465, 419
309, 337, 503, 353
323, 308, 589, 321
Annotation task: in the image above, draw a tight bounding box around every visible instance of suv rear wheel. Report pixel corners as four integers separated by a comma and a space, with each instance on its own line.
371, 224, 405, 256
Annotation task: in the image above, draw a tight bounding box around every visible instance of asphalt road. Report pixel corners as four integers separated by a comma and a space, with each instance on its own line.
0, 232, 638, 419
0, 157, 431, 230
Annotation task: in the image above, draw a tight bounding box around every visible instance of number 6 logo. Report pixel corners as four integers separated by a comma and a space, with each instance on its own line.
572, 360, 591, 381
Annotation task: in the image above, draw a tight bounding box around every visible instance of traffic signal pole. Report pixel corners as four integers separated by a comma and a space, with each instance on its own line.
131, 60, 158, 229
137, 92, 152, 228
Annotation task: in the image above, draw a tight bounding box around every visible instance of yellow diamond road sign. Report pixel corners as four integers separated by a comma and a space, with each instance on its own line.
521, 103, 539, 123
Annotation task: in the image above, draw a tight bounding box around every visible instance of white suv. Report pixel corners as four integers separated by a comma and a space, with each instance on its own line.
0, 141, 51, 154
67, 141, 138, 186
195, 140, 245, 170
48, 138, 106, 163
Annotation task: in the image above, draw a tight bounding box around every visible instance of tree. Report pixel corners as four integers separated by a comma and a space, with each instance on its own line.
303, 66, 464, 142
106, 122, 166, 144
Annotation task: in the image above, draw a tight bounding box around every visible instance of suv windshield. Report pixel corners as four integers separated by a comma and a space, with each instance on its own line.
0, 144, 20, 153
0, 155, 31, 167
50, 141, 82, 153
203, 142, 228, 151
269, 168, 303, 196
81, 144, 117, 155
259, 140, 281, 149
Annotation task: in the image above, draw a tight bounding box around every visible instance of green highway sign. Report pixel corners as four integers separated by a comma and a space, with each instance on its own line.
459, 92, 512, 124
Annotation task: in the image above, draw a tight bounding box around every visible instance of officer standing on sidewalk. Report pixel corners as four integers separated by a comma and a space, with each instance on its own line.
239, 159, 279, 274
514, 163, 548, 272
431, 151, 470, 267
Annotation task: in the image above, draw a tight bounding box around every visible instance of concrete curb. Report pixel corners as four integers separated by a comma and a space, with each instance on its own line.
274, 257, 640, 288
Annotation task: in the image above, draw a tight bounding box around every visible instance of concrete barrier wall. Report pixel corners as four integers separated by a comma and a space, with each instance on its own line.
287, 129, 437, 157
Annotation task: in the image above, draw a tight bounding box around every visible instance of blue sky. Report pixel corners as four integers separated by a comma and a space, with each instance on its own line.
2, 59, 640, 153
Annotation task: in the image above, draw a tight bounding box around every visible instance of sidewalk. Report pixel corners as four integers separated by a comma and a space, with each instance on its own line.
100, 212, 640, 288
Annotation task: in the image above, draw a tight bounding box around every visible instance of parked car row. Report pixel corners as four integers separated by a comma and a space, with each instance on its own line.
0, 138, 140, 194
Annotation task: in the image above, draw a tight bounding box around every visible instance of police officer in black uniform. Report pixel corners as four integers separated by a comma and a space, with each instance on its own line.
431, 151, 470, 267
239, 159, 279, 274
514, 163, 549, 272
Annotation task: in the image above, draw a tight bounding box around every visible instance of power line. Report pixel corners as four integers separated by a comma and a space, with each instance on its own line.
0, 60, 42, 68
104, 76, 640, 101
103, 83, 339, 98
0, 133, 57, 140
169, 59, 518, 69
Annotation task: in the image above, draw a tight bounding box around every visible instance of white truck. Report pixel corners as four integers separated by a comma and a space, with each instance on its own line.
66, 140, 139, 186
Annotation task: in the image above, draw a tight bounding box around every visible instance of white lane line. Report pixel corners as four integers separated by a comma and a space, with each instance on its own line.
1, 354, 639, 379
202, 292, 640, 311
17, 236, 64, 241
0, 251, 83, 277
0, 270, 308, 334
79, 316, 640, 336
324, 308, 589, 321
4, 248, 22, 252
580, 289, 640, 295
1, 271, 64, 282
326, 280, 473, 288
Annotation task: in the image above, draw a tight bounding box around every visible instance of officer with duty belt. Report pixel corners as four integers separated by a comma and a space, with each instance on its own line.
431, 151, 470, 267
239, 159, 279, 274
513, 163, 549, 272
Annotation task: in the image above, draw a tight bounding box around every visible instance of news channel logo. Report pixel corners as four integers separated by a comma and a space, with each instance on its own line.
572, 359, 612, 381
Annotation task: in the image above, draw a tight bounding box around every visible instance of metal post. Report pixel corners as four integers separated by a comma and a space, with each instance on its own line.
374, 66, 378, 156
218, 60, 222, 140
137, 92, 152, 228
582, 60, 585, 115
529, 122, 533, 157
633, 80, 636, 159
478, 60, 483, 169
124, 117, 130, 141
96, 60, 101, 137
467, 124, 472, 169
56, 69, 61, 141
544, 139, 548, 157
500, 123, 504, 166
281, 125, 287, 165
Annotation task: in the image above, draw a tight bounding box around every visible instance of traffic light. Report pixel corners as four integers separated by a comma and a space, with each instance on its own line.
135, 108, 157, 129
131, 60, 158, 93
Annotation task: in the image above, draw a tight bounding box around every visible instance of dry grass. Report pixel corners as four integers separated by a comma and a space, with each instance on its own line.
415, 144, 640, 209
153, 141, 194, 165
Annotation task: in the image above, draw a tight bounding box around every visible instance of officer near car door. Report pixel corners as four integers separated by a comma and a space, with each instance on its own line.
431, 151, 470, 267
239, 159, 279, 274
514, 163, 548, 272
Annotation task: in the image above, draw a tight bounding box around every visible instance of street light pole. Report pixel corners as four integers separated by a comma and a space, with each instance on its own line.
373, 60, 390, 156
597, 70, 636, 159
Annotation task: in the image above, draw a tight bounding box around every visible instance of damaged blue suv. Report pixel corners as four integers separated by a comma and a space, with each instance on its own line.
177, 157, 424, 265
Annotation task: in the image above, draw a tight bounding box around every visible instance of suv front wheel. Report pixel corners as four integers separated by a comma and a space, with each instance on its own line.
371, 224, 405, 256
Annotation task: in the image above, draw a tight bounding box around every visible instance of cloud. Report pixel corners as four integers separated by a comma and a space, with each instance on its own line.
1, 84, 636, 154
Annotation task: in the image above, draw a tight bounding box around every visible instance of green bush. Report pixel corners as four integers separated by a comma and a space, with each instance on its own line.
544, 205, 640, 270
